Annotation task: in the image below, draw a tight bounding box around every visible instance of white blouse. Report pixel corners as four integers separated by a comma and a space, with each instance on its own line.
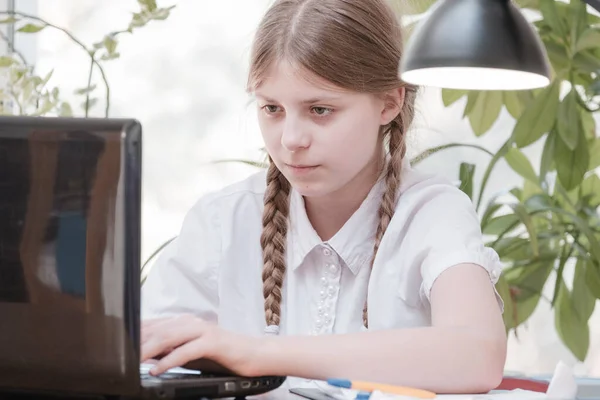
141, 160, 504, 338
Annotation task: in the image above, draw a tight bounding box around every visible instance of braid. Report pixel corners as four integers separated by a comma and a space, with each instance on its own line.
363, 85, 417, 327
261, 160, 292, 329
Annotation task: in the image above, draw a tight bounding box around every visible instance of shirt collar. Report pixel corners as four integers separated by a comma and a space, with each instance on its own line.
287, 176, 386, 275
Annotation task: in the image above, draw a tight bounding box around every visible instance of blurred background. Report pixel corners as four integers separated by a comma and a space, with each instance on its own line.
1, 0, 598, 379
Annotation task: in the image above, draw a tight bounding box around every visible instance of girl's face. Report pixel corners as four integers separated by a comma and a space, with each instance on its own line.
256, 61, 402, 199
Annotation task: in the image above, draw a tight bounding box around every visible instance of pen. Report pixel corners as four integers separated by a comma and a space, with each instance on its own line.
327, 378, 437, 399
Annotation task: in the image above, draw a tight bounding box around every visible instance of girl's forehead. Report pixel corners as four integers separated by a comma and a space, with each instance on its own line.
255, 60, 352, 100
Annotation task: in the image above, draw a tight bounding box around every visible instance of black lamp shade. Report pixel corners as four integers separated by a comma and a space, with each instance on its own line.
399, 0, 552, 90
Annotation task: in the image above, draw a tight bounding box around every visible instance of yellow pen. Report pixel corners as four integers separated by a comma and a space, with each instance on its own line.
327, 378, 437, 399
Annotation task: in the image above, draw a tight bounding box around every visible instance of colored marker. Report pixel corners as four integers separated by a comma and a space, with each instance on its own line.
327, 378, 437, 399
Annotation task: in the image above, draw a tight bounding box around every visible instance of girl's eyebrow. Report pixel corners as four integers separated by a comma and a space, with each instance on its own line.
255, 93, 343, 104
300, 96, 343, 104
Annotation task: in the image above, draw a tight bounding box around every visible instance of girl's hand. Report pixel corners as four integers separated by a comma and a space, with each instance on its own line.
141, 314, 261, 376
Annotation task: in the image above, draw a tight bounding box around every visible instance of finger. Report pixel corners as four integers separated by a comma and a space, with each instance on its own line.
141, 315, 201, 357
141, 320, 206, 362
141, 317, 169, 330
142, 314, 201, 341
141, 318, 170, 343
150, 338, 209, 376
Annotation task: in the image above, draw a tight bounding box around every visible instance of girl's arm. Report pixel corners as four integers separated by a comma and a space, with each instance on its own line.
254, 263, 507, 394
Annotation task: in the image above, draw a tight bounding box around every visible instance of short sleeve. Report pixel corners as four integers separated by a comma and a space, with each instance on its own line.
141, 196, 221, 322
410, 185, 504, 312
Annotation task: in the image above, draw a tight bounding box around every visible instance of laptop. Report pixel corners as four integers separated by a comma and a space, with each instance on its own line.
0, 116, 286, 399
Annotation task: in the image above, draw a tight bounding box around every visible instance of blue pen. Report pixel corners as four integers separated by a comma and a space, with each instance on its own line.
355, 391, 372, 400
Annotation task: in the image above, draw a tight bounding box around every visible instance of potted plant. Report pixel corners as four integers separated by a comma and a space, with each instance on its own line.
0, 0, 174, 118
401, 0, 600, 362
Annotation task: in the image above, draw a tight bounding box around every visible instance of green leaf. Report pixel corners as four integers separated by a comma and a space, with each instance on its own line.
504, 91, 526, 119
544, 39, 570, 73
509, 262, 554, 302
522, 178, 544, 201
483, 214, 521, 236
540, 130, 557, 184
441, 89, 468, 107
540, 0, 567, 37
524, 193, 555, 212
503, 267, 546, 332
504, 262, 553, 330
548, 208, 600, 265
103, 35, 118, 54
581, 109, 596, 140
476, 140, 512, 211
0, 56, 16, 67
510, 187, 523, 199
17, 23, 46, 33
493, 237, 532, 262
573, 51, 600, 74
513, 293, 543, 328
468, 91, 503, 136
100, 52, 121, 61
0, 17, 19, 24
514, 0, 540, 9
586, 263, 600, 299
513, 81, 560, 148
569, 0, 588, 51
138, 0, 158, 11
575, 29, 600, 54
508, 202, 539, 257
581, 174, 600, 207
458, 162, 475, 199
410, 142, 493, 166
59, 102, 73, 117
129, 12, 150, 30
554, 127, 589, 190
556, 90, 581, 150
495, 275, 515, 332
589, 138, 600, 170
591, 78, 600, 97
41, 69, 54, 86
573, 260, 597, 321
481, 200, 503, 231
463, 91, 479, 117
556, 1, 600, 24
81, 98, 98, 111
554, 279, 590, 361
152, 7, 174, 20
74, 85, 97, 95
505, 147, 539, 184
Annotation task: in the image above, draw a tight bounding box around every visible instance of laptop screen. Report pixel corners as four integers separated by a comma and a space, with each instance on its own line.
0, 119, 141, 396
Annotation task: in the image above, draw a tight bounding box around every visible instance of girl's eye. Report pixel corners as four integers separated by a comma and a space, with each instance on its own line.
311, 107, 333, 116
263, 105, 281, 113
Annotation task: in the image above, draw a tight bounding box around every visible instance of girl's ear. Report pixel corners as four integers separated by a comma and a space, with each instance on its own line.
380, 87, 405, 126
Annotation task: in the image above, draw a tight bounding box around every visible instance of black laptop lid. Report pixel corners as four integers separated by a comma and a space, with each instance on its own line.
0, 116, 142, 397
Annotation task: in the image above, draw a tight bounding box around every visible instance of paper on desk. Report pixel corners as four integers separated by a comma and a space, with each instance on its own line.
302, 361, 577, 400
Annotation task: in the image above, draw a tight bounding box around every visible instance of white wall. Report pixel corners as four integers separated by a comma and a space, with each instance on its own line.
18, 0, 600, 378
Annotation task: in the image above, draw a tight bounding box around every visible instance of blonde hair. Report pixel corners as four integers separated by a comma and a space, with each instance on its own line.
247, 0, 418, 330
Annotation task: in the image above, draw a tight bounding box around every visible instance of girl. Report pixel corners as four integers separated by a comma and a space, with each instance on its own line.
141, 0, 507, 393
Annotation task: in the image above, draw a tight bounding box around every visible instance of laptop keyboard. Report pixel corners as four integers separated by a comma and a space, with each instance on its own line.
141, 372, 199, 381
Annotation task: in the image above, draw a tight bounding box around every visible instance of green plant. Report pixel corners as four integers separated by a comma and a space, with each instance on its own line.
404, 0, 600, 362
0, 0, 175, 117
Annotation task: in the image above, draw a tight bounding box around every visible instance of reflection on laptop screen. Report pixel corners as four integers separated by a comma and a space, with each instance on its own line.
0, 130, 108, 304
0, 122, 141, 396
